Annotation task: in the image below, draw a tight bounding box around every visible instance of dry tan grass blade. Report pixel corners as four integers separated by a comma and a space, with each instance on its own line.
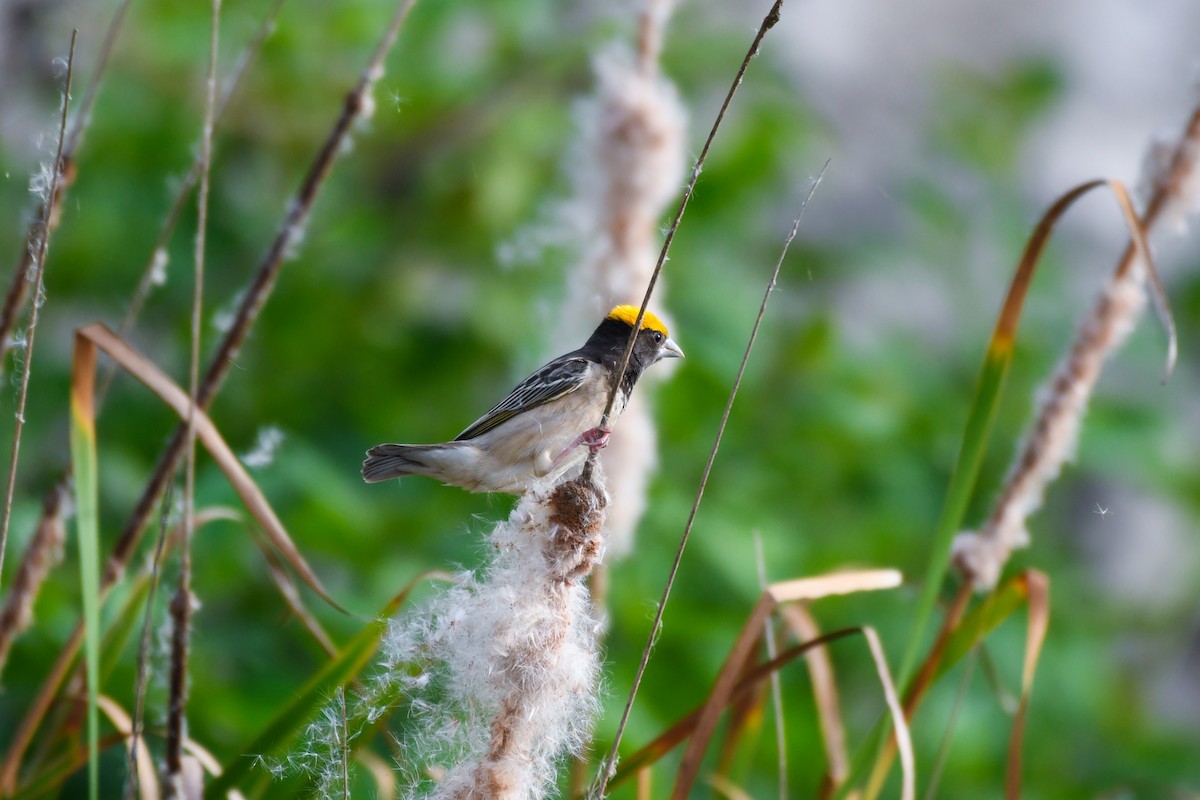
860, 626, 915, 800
672, 570, 901, 799
1006, 571, 1050, 800
778, 603, 849, 794
708, 773, 754, 800
258, 539, 337, 656
356, 748, 397, 800
73, 323, 345, 613
96, 695, 159, 800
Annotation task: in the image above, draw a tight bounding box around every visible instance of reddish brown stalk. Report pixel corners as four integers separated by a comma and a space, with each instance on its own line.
0, 487, 67, 676
902, 582, 972, 716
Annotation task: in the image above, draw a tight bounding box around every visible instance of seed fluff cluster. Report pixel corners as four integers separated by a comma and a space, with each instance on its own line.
287, 476, 608, 799
556, 0, 686, 556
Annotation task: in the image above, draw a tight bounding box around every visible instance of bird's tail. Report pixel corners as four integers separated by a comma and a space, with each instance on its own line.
362, 443, 453, 483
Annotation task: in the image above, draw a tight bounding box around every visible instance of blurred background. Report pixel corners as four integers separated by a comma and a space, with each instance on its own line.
1, 0, 1198, 796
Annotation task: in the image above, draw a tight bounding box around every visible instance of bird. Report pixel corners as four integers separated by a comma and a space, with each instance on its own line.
362, 304, 683, 494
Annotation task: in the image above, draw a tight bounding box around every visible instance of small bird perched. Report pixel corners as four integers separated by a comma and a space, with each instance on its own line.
362, 304, 683, 494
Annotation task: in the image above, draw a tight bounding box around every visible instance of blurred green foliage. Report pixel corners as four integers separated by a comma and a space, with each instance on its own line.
0, 0, 1197, 797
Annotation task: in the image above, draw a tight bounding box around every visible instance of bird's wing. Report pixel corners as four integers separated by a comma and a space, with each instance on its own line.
454, 355, 594, 441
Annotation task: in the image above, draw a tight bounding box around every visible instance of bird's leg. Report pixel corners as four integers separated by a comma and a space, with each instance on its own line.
551, 425, 611, 467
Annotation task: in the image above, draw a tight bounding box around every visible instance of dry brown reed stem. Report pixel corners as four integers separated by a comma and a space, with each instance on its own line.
590, 156, 820, 799
259, 544, 337, 656
0, 487, 67, 675
0, 0, 131, 370
0, 5, 416, 787
102, 0, 415, 594
953, 107, 1200, 591
902, 582, 972, 716
164, 0, 219, 791
0, 32, 76, 595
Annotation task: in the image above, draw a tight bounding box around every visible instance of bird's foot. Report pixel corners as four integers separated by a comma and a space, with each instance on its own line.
577, 425, 611, 453
551, 425, 611, 468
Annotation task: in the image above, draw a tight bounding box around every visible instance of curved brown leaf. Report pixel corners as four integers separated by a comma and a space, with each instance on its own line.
73, 323, 346, 613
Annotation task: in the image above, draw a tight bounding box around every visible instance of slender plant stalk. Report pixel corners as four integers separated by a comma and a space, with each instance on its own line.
581, 0, 784, 484
165, 0, 219, 791
0, 0, 131, 370
0, 2, 418, 788
0, 32, 76, 596
590, 158, 826, 799
125, 479, 174, 800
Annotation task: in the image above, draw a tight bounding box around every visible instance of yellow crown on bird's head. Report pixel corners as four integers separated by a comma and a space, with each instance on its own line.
606, 305, 669, 337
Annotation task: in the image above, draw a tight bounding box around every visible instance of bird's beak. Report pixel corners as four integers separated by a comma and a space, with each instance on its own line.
661, 337, 684, 360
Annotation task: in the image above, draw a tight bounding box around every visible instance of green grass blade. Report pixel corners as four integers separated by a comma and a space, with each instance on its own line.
838, 178, 1149, 800
897, 175, 1108, 690
204, 617, 386, 798
933, 572, 1033, 683
69, 336, 101, 800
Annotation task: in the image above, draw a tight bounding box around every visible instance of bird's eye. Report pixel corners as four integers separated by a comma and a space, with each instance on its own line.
653, 331, 664, 343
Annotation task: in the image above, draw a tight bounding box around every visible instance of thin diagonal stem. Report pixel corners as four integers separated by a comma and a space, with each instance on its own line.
0, 32, 77, 593
590, 160, 827, 799
580, 0, 784, 484
0, 0, 132, 370
104, 0, 415, 599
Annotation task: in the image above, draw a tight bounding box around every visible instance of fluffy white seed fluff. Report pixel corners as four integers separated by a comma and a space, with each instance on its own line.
555, 27, 686, 556
240, 426, 285, 469
283, 483, 607, 799
387, 487, 604, 800
1139, 126, 1200, 234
